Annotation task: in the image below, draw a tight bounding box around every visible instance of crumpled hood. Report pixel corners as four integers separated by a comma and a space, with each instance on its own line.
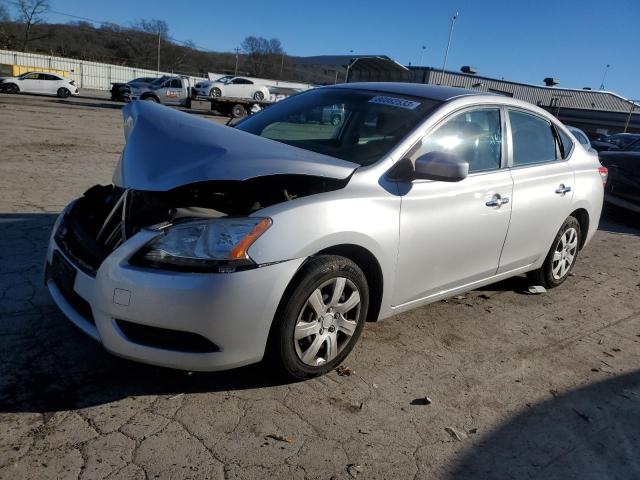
114, 101, 358, 191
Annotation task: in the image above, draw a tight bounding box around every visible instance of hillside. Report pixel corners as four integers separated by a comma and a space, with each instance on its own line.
0, 20, 338, 84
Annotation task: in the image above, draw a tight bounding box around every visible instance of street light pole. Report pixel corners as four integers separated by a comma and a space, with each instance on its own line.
234, 48, 240, 76
441, 10, 458, 83
599, 64, 610, 90
420, 45, 426, 65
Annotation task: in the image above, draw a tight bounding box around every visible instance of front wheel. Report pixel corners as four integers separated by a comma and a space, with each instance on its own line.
253, 90, 265, 101
143, 96, 158, 103
4, 83, 19, 94
268, 255, 369, 379
527, 216, 581, 288
210, 87, 221, 98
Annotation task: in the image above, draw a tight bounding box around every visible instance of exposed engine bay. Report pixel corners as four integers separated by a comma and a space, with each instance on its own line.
56, 174, 348, 275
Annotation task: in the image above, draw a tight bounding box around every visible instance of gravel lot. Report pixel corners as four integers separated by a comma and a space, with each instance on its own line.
1, 91, 639, 480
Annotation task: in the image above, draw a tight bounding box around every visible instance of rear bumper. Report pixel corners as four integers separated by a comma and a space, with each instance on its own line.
46, 215, 304, 371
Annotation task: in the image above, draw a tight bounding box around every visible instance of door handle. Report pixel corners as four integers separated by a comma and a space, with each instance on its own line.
555, 184, 572, 195
486, 195, 510, 207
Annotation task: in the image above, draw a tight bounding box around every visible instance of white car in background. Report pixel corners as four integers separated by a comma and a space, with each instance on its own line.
0, 71, 79, 98
192, 76, 270, 100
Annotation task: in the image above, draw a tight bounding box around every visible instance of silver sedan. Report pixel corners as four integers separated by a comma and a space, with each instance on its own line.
45, 83, 605, 378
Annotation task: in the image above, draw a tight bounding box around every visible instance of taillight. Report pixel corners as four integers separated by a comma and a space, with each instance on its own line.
598, 165, 608, 187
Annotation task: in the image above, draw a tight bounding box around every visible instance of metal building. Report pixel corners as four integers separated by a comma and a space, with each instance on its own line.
347, 64, 639, 136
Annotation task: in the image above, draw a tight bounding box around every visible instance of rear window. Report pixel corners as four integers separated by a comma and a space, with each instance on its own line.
236, 88, 442, 166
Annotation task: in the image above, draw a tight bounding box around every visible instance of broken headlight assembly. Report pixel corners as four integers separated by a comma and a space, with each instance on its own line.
131, 217, 272, 273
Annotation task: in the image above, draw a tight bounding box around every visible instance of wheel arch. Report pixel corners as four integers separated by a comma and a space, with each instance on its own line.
309, 244, 384, 323
569, 208, 589, 249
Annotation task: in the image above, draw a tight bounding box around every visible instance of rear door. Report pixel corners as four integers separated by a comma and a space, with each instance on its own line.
41, 74, 61, 94
498, 109, 575, 273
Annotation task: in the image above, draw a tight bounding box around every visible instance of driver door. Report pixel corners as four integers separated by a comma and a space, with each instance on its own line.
393, 107, 513, 307
19, 73, 42, 93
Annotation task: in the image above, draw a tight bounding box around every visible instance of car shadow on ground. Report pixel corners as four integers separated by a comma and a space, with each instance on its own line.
0, 213, 291, 416
1, 207, 638, 416
449, 369, 640, 479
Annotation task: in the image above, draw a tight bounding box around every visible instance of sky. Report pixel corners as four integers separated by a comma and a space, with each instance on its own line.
38, 0, 640, 99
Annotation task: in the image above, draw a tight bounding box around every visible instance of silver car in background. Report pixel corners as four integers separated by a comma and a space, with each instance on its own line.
45, 83, 605, 378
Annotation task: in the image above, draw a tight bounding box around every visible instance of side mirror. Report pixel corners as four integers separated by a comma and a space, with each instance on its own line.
414, 151, 469, 182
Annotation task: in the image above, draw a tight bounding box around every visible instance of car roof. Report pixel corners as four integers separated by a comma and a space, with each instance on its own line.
326, 82, 484, 101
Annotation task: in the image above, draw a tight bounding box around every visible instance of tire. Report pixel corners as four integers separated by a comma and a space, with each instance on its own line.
210, 87, 221, 98
231, 104, 247, 118
57, 88, 70, 98
253, 90, 265, 101
331, 115, 342, 126
268, 255, 369, 379
143, 96, 158, 103
4, 83, 19, 94
527, 216, 581, 289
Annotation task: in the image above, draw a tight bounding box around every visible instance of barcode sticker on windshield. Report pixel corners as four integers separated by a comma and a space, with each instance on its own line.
369, 96, 421, 110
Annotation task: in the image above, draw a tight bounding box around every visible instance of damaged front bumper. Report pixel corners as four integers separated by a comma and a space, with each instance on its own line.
45, 209, 304, 371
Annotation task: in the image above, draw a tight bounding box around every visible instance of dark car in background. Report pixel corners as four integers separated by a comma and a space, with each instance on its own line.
110, 76, 159, 102
599, 138, 640, 214
591, 133, 640, 152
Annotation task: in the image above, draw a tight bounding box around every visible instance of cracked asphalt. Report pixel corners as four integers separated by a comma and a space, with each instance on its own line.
1, 91, 640, 480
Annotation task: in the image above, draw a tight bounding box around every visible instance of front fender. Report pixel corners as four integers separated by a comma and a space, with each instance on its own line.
247, 185, 401, 320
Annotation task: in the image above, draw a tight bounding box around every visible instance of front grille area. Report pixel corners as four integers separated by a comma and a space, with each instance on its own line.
115, 319, 219, 353
55, 186, 128, 276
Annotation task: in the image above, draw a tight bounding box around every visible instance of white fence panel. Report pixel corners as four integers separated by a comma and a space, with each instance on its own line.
0, 49, 206, 90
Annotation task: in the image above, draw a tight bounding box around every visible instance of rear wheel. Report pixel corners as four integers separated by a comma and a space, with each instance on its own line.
268, 255, 369, 379
527, 216, 581, 288
4, 83, 19, 94
57, 87, 71, 98
231, 103, 247, 118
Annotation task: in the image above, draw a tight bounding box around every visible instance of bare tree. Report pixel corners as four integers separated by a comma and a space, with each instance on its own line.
16, 0, 50, 51
241, 36, 285, 76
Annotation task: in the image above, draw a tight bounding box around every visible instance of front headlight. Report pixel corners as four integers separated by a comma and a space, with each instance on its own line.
131, 217, 272, 273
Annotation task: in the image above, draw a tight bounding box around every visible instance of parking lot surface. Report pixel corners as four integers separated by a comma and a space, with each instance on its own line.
1, 92, 640, 480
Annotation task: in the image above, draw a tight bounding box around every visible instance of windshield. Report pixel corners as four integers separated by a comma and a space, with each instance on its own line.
236, 88, 442, 166
216, 75, 233, 84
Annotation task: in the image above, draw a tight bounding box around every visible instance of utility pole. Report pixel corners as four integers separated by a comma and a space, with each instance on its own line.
599, 64, 610, 90
280, 53, 285, 79
441, 10, 458, 83
234, 48, 240, 76
157, 29, 161, 74
420, 45, 426, 65
624, 100, 638, 133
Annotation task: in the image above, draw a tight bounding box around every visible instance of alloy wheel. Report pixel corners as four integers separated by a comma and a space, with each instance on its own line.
294, 277, 361, 366
552, 227, 578, 279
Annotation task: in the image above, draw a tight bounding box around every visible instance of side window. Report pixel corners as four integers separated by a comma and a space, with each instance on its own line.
23, 73, 39, 80
415, 108, 502, 173
556, 127, 574, 159
509, 110, 557, 166
169, 79, 182, 88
